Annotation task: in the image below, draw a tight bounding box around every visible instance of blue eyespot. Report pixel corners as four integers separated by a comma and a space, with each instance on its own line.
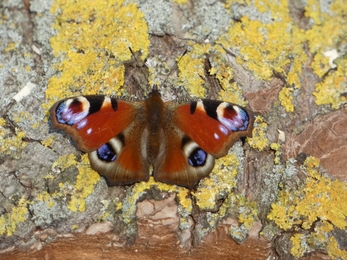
55, 99, 88, 125
188, 148, 207, 167
97, 143, 117, 162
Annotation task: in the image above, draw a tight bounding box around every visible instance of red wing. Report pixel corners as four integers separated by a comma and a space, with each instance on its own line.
172, 99, 254, 158
88, 130, 150, 185
153, 99, 253, 188
50, 95, 138, 152
50, 95, 149, 185
153, 124, 215, 189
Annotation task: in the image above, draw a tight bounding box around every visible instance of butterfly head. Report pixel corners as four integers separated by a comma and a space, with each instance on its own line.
148, 85, 161, 98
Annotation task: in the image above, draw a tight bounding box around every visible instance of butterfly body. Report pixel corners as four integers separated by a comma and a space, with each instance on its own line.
50, 86, 254, 188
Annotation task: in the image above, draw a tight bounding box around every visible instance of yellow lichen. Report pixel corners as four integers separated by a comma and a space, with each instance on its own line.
313, 65, 347, 109
0, 197, 29, 236
0, 118, 5, 126
270, 142, 281, 165
278, 87, 294, 112
304, 0, 347, 109
203, 192, 258, 236
68, 197, 85, 212
41, 135, 55, 147
101, 212, 110, 220
71, 224, 79, 230
176, 189, 192, 212
193, 153, 239, 210
36, 191, 55, 207
237, 199, 258, 229
327, 237, 347, 260
5, 42, 17, 52
247, 116, 269, 151
305, 1, 346, 54
268, 156, 347, 257
193, 150, 258, 238
290, 234, 306, 258
0, 112, 28, 159
0, 126, 27, 158
45, 0, 150, 112
178, 57, 204, 97
177, 43, 211, 98
172, 0, 189, 4
116, 201, 123, 211
216, 0, 347, 113
74, 159, 100, 197
49, 154, 100, 212
311, 52, 331, 78
291, 222, 347, 259
32, 121, 40, 129
269, 156, 347, 230
208, 47, 248, 106
52, 154, 77, 170
218, 82, 248, 107
216, 14, 305, 87
178, 44, 249, 106
68, 154, 100, 212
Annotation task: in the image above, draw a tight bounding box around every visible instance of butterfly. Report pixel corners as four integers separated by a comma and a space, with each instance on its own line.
50, 85, 254, 188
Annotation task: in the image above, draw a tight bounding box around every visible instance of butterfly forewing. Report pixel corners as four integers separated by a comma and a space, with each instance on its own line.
50, 95, 138, 152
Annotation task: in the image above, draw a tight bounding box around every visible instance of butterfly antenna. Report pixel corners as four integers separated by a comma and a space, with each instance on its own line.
128, 47, 150, 87
159, 49, 188, 88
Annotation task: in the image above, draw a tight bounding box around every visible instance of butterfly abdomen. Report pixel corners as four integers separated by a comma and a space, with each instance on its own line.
144, 91, 166, 163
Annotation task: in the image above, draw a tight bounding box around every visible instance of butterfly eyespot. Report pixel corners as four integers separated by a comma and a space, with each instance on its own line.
217, 103, 250, 131
97, 143, 117, 162
55, 97, 90, 125
93, 136, 124, 163
182, 138, 209, 167
188, 148, 207, 167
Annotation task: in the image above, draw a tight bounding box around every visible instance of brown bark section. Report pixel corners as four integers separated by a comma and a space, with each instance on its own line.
1, 232, 271, 260
283, 109, 347, 180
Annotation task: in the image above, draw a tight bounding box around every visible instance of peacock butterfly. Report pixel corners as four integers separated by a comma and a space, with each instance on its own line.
50, 85, 254, 188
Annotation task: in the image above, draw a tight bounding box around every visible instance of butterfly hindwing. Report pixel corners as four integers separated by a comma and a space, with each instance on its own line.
88, 124, 150, 185
153, 120, 215, 188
